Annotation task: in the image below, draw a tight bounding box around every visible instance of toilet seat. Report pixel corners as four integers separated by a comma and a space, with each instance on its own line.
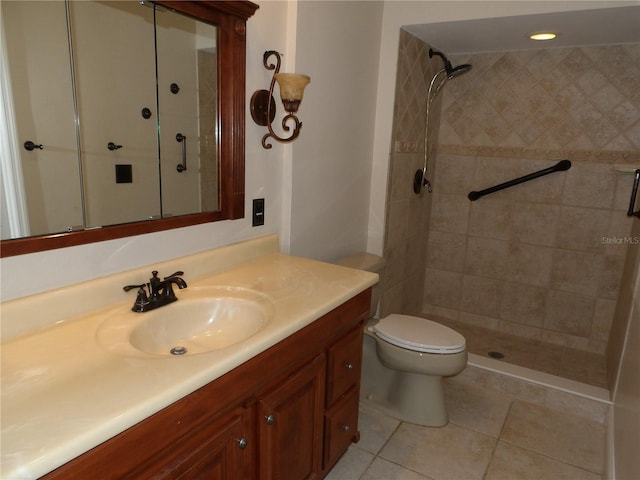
371, 314, 466, 354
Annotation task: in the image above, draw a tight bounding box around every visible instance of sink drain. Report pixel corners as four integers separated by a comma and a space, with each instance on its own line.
170, 346, 188, 356
488, 351, 504, 359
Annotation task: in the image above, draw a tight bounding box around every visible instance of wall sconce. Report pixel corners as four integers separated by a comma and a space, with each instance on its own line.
250, 51, 310, 149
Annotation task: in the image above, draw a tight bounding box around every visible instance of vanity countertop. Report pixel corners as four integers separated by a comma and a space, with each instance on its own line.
1, 241, 377, 479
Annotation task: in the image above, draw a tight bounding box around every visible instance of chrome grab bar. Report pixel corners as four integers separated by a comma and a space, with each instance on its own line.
176, 133, 187, 172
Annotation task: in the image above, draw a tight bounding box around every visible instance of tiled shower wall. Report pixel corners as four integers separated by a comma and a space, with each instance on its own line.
423, 44, 640, 354
380, 30, 441, 317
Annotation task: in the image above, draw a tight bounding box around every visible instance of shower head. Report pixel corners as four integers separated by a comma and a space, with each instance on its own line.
447, 63, 472, 79
429, 48, 472, 79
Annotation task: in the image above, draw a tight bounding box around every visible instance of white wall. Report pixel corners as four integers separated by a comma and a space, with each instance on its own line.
288, 1, 383, 262
1, 0, 634, 300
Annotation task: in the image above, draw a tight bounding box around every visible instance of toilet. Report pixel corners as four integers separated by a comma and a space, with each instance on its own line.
334, 253, 467, 427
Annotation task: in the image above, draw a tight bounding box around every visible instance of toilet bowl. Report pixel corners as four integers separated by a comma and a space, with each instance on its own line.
334, 254, 467, 427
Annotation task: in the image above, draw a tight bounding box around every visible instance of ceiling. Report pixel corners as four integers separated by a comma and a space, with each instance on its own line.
403, 5, 640, 54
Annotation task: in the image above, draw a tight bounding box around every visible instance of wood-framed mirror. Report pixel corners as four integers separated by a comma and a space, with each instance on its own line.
0, 0, 258, 258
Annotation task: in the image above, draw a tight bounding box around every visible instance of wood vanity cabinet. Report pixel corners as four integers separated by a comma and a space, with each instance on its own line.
257, 354, 326, 480
131, 405, 254, 479
40, 289, 370, 480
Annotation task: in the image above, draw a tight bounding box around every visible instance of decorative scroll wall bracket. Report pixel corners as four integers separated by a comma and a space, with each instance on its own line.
250, 51, 310, 149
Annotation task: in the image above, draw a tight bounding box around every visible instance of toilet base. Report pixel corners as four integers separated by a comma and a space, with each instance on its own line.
362, 369, 448, 427
388, 370, 448, 426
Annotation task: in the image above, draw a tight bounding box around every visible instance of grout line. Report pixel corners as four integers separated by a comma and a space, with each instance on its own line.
481, 400, 515, 480
375, 420, 403, 458
496, 399, 515, 440
355, 447, 376, 480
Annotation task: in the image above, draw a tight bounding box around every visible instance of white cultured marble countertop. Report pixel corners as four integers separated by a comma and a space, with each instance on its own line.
1, 250, 377, 479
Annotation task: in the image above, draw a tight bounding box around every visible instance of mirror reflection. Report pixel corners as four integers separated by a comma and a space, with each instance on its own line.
0, 1, 219, 241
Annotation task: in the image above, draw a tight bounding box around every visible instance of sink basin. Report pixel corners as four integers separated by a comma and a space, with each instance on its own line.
96, 287, 274, 357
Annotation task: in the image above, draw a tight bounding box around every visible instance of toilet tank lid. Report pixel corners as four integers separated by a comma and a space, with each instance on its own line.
333, 253, 385, 273
372, 314, 466, 354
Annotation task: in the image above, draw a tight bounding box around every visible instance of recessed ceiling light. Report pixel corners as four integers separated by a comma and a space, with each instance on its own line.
529, 32, 557, 41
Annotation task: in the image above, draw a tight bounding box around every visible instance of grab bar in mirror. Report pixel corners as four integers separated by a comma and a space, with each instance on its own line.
176, 133, 187, 173
468, 159, 571, 201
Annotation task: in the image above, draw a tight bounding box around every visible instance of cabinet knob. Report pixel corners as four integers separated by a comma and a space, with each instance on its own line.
342, 424, 350, 432
265, 414, 276, 425
236, 437, 248, 449
345, 363, 354, 370
24, 141, 44, 151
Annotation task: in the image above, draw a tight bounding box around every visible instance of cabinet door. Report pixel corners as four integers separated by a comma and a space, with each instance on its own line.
131, 405, 252, 480
258, 354, 326, 480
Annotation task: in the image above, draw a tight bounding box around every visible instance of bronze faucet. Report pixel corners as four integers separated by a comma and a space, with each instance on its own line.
123, 271, 187, 313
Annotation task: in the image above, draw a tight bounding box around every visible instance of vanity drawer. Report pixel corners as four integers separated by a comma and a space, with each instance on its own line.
323, 387, 360, 471
326, 325, 363, 406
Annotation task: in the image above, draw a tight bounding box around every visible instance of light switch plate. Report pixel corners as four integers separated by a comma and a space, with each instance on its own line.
252, 198, 265, 226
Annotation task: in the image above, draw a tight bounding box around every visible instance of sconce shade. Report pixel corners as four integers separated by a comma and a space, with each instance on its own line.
274, 73, 310, 113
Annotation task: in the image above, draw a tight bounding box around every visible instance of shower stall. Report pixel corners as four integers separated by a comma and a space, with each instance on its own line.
382, 29, 640, 390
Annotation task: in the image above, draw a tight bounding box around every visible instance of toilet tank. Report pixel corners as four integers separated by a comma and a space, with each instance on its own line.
333, 253, 385, 318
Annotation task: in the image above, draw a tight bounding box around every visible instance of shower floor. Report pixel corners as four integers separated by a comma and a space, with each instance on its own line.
432, 316, 608, 389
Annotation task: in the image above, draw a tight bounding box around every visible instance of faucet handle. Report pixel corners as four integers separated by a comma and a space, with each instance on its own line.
123, 283, 146, 292
164, 271, 184, 279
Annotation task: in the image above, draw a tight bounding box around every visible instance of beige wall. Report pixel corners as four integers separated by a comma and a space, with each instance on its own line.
418, 45, 639, 355
610, 219, 640, 479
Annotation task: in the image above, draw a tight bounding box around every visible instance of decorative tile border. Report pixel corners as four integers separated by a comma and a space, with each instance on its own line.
439, 144, 640, 164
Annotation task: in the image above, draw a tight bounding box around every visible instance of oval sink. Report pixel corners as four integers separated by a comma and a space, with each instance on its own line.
96, 287, 274, 357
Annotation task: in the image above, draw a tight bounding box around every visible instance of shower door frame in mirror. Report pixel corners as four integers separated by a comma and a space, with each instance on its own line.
1, 0, 258, 258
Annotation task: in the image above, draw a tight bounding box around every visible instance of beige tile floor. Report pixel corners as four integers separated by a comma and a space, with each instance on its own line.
434, 317, 608, 388
327, 381, 606, 480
